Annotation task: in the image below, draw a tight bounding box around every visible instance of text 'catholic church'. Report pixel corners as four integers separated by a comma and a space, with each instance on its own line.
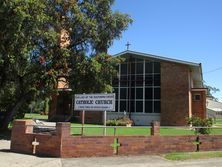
49, 50, 207, 126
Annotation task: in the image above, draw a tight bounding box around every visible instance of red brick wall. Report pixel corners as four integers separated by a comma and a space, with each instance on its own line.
61, 136, 115, 157
10, 120, 66, 157
118, 136, 196, 155
11, 120, 222, 158
161, 62, 190, 125
199, 135, 222, 151
192, 90, 206, 119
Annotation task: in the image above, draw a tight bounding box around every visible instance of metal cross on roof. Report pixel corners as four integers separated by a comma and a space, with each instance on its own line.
126, 42, 131, 50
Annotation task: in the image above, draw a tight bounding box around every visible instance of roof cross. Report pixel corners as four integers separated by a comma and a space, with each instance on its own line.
126, 42, 131, 50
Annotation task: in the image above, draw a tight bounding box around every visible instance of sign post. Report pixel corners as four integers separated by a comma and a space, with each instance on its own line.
74, 93, 115, 136
103, 110, 107, 136
81, 110, 85, 135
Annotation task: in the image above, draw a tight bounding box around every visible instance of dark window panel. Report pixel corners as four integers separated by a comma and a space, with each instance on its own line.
131, 81, 135, 87
120, 76, 127, 81
130, 63, 135, 74
154, 101, 161, 113
120, 81, 128, 87
145, 75, 153, 86
129, 57, 136, 62
145, 101, 153, 113
193, 94, 201, 101
145, 88, 153, 99
121, 64, 127, 75
145, 62, 153, 74
136, 75, 143, 81
113, 88, 119, 100
130, 100, 135, 113
154, 74, 160, 86
120, 75, 128, 87
120, 88, 127, 99
112, 78, 119, 87
154, 88, 161, 99
130, 87, 135, 99
136, 75, 144, 86
136, 58, 143, 62
131, 75, 135, 81
136, 81, 143, 86
125, 58, 129, 62
120, 101, 127, 112
115, 100, 118, 112
136, 62, 144, 74
136, 101, 143, 112
154, 62, 160, 73
136, 88, 143, 99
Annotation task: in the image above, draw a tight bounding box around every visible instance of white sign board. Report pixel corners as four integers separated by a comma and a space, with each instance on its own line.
74, 93, 115, 111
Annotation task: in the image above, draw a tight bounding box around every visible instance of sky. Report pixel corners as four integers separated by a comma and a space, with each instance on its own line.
108, 0, 222, 102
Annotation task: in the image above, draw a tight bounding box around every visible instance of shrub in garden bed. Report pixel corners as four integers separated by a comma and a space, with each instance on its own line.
106, 116, 134, 126
187, 116, 213, 134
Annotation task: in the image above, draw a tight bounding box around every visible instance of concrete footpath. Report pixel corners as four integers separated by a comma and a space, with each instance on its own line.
1, 140, 222, 167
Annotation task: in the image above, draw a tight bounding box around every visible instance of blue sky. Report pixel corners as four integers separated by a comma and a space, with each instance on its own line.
108, 0, 222, 101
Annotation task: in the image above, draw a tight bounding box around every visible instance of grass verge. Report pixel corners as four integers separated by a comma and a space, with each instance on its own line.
24, 113, 48, 120
164, 151, 222, 161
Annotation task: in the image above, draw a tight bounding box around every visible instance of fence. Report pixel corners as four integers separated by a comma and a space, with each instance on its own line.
32, 124, 222, 136
10, 120, 222, 158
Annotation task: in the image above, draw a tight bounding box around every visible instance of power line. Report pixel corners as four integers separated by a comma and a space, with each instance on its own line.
204, 66, 222, 74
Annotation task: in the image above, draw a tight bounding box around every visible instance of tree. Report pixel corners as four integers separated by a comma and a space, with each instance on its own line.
0, 0, 57, 130
69, 53, 123, 94
205, 84, 220, 101
0, 0, 132, 130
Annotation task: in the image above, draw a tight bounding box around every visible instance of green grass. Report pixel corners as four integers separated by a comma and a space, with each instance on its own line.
21, 113, 222, 136
70, 124, 151, 136
160, 128, 195, 136
24, 113, 48, 120
164, 151, 222, 161
214, 118, 222, 127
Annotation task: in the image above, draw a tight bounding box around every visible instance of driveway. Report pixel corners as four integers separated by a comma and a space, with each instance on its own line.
1, 140, 222, 167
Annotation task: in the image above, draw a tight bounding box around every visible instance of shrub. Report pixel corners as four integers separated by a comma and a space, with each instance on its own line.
106, 116, 134, 126
187, 116, 213, 134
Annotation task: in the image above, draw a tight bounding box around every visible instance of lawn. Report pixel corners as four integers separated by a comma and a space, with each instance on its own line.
164, 151, 222, 161
70, 125, 152, 136
214, 118, 222, 127
24, 113, 48, 120
70, 123, 197, 136
22, 113, 222, 136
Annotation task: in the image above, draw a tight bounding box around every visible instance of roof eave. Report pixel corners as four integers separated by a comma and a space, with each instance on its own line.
114, 50, 200, 67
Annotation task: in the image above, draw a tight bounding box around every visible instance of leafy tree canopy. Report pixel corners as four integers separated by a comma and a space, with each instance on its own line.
0, 0, 132, 130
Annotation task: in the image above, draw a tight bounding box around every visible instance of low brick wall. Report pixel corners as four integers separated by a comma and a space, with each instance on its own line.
10, 120, 222, 157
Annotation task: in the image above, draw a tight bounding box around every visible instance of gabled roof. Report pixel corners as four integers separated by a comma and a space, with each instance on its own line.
207, 99, 222, 112
114, 50, 204, 88
114, 50, 200, 66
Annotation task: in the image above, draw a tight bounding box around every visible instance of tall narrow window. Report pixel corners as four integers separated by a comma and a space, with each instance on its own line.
121, 64, 127, 75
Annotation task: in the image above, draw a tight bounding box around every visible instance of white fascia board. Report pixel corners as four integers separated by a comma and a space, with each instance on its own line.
114, 50, 200, 67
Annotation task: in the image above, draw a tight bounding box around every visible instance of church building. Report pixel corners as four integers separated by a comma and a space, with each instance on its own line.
107, 50, 206, 125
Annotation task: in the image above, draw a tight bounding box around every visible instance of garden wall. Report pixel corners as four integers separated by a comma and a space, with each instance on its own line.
10, 120, 222, 158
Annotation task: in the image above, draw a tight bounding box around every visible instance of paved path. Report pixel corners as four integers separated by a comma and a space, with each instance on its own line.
1, 140, 222, 167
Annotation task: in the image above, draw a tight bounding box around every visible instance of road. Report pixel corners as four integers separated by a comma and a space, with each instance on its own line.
1, 140, 222, 167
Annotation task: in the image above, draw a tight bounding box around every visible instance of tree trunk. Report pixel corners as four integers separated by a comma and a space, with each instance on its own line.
0, 94, 29, 131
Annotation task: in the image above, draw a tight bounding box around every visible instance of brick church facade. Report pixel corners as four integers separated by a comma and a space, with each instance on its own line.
49, 50, 207, 126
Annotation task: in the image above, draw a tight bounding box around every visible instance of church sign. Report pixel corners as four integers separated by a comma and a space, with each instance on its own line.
74, 93, 115, 111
